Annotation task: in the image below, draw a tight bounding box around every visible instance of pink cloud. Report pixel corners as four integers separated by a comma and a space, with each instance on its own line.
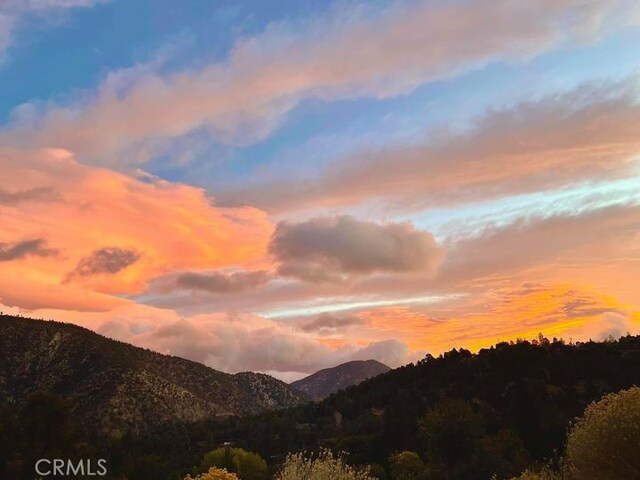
8, 302, 419, 377
3, 0, 637, 164
219, 77, 640, 213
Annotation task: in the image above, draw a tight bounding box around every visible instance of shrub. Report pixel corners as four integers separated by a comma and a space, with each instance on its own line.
564, 386, 640, 480
184, 467, 239, 480
276, 448, 375, 480
388, 451, 425, 480
199, 447, 268, 480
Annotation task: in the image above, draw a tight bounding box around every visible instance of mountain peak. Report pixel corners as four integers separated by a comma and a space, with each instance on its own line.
290, 359, 391, 399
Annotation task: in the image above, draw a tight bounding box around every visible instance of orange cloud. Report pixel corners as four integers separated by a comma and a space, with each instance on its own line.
358, 283, 640, 354
0, 147, 273, 310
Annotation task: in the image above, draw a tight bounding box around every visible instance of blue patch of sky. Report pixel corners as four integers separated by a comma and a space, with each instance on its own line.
0, 0, 340, 122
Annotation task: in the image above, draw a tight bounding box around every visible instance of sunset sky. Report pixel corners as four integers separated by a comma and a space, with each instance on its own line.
1, 0, 639, 380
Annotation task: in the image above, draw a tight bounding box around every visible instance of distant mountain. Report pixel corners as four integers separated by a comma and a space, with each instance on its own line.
0, 315, 307, 436
290, 359, 391, 399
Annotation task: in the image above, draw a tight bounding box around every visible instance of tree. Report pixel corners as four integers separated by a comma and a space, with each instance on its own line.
199, 447, 268, 480
418, 399, 483, 471
564, 386, 640, 480
276, 449, 375, 480
388, 451, 426, 480
478, 429, 530, 479
132, 454, 171, 480
185, 467, 239, 480
21, 392, 77, 456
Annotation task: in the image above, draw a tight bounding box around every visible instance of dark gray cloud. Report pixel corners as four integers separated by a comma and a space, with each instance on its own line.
70, 247, 140, 277
299, 312, 366, 333
174, 270, 270, 293
0, 187, 60, 205
0, 238, 56, 261
270, 215, 444, 282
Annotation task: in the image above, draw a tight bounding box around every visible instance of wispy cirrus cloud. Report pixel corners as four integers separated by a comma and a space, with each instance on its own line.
2, 0, 638, 165
218, 77, 640, 214
0, 0, 107, 58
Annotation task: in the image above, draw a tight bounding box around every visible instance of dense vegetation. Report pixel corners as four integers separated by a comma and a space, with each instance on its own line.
2, 315, 640, 479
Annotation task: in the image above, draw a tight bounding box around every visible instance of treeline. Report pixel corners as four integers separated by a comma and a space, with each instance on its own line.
2, 335, 640, 479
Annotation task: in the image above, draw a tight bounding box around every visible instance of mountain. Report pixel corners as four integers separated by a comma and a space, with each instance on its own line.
290, 359, 391, 399
0, 315, 307, 436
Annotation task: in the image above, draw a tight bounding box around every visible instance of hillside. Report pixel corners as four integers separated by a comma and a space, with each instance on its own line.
290, 359, 390, 399
0, 315, 307, 436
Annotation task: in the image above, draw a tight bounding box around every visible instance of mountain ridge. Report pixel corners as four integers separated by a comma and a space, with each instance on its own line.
0, 315, 308, 436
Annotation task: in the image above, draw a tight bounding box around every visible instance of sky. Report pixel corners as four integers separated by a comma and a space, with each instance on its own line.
0, 0, 639, 381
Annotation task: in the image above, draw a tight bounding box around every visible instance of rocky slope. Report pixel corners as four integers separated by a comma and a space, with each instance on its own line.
0, 315, 308, 436
290, 359, 390, 399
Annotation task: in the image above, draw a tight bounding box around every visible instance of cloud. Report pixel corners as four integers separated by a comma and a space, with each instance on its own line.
576, 311, 638, 340
172, 270, 270, 293
0, 186, 59, 205
2, 0, 637, 165
0, 147, 272, 310
270, 215, 444, 282
19, 302, 419, 374
6, 201, 638, 374
439, 204, 640, 286
218, 77, 640, 213
0, 237, 56, 261
136, 202, 639, 341
0, 0, 107, 58
123, 316, 419, 374
350, 280, 640, 355
348, 339, 422, 368
298, 312, 366, 333
68, 247, 140, 278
